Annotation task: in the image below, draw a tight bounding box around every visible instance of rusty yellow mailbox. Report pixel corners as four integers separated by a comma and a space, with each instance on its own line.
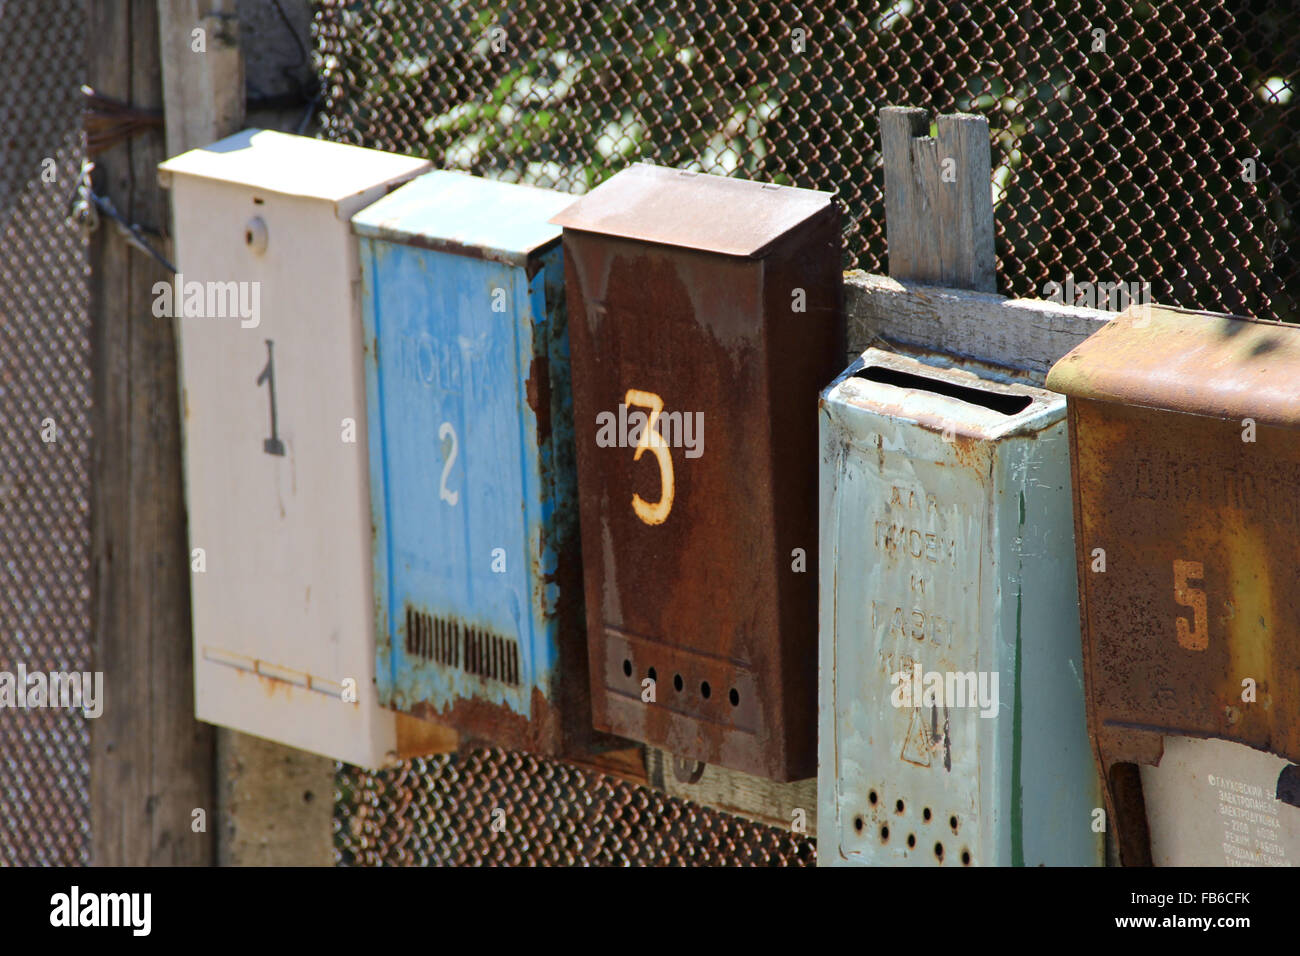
1047, 304, 1300, 866
551, 164, 844, 781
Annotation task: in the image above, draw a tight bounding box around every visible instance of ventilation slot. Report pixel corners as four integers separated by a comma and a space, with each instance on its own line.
854, 366, 1033, 415
404, 606, 518, 685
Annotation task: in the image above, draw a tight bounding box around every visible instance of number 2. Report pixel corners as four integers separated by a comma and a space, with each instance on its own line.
1173, 559, 1207, 651
626, 388, 674, 525
439, 421, 459, 506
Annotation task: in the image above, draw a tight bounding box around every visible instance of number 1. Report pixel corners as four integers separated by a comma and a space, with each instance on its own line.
256, 339, 285, 457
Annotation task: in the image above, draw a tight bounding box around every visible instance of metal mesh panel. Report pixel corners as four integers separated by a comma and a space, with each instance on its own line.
0, 0, 92, 866
317, 0, 1295, 865
336, 749, 816, 866
315, 0, 1296, 322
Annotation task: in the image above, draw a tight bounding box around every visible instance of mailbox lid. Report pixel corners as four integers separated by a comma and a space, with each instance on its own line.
550, 162, 836, 258
158, 128, 429, 212
1046, 305, 1300, 429
822, 348, 1065, 440
351, 170, 573, 264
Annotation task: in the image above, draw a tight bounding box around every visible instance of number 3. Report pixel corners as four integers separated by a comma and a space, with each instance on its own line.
626, 388, 674, 525
1173, 559, 1207, 651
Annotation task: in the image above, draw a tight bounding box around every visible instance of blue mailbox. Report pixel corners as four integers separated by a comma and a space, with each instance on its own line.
353, 171, 594, 755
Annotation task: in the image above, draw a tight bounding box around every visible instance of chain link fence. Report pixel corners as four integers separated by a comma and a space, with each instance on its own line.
318, 0, 1295, 866
0, 0, 92, 866
314, 0, 1296, 323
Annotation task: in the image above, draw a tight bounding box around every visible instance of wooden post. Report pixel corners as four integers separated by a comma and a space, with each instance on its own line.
880, 106, 997, 292
87, 0, 216, 866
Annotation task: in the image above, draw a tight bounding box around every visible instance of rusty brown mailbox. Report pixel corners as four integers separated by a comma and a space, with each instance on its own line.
1047, 304, 1300, 866
551, 164, 844, 780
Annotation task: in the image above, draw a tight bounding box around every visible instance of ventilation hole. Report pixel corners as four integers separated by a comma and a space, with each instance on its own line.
868, 790, 878, 806
401, 607, 519, 684
729, 688, 739, 706
671, 674, 682, 692
853, 816, 864, 833
934, 842, 945, 861
622, 659, 632, 677
854, 365, 1033, 415
879, 825, 889, 843
647, 667, 657, 683
700, 681, 711, 699
961, 849, 971, 866
895, 799, 905, 814
950, 816, 959, 833
907, 833, 916, 848
923, 807, 932, 823
252, 197, 264, 205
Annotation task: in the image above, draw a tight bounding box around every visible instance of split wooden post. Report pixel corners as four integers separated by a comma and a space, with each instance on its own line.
880, 106, 997, 293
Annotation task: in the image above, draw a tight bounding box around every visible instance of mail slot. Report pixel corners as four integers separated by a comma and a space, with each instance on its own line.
159, 129, 433, 767
1046, 304, 1300, 866
551, 164, 844, 781
818, 349, 1102, 865
353, 170, 598, 755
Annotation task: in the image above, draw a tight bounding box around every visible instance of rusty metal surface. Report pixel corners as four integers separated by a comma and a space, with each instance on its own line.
1046, 305, 1300, 427
1047, 307, 1300, 865
558, 166, 843, 781
335, 747, 817, 865
550, 163, 836, 258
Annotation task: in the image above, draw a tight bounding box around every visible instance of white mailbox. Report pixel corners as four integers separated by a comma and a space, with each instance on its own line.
159, 129, 432, 767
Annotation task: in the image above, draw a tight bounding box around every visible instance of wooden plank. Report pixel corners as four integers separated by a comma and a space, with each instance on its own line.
645, 749, 816, 836
89, 0, 215, 866
879, 107, 996, 292
157, 0, 243, 156
845, 271, 1114, 384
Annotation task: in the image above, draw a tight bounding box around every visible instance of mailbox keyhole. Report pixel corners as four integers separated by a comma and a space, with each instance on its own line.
855, 365, 1033, 416
244, 215, 269, 255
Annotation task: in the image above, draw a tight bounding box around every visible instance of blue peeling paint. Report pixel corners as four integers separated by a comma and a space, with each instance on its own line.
354, 171, 578, 721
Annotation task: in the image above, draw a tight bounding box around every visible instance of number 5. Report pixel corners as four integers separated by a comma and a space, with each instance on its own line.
626, 388, 673, 525
1173, 559, 1207, 651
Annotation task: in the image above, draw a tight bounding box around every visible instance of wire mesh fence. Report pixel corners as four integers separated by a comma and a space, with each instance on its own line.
335, 748, 816, 866
316, 0, 1295, 866
314, 0, 1296, 323
0, 0, 92, 866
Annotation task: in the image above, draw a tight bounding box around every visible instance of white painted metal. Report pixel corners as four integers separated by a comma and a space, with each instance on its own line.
159, 129, 429, 767
818, 348, 1102, 866
1141, 736, 1300, 866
